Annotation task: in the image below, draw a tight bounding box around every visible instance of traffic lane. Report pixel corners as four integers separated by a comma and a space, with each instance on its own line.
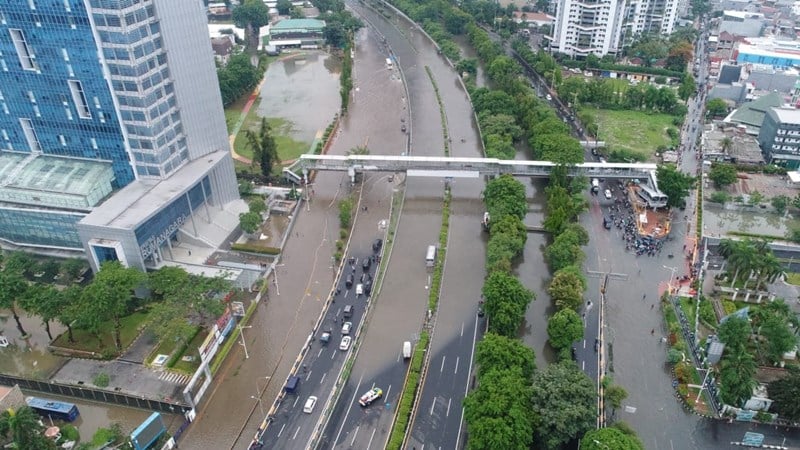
260, 253, 378, 449
407, 314, 481, 450
406, 182, 488, 449
322, 185, 445, 449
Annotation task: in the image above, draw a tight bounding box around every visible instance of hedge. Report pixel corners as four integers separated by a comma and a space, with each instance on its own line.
231, 243, 281, 255
387, 331, 430, 449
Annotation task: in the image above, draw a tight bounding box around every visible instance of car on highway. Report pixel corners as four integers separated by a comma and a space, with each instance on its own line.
373, 238, 383, 252
320, 330, 332, 345
358, 387, 383, 406
604, 189, 612, 200
339, 336, 352, 351
303, 396, 317, 413
362, 257, 372, 272
342, 322, 352, 335
345, 274, 354, 288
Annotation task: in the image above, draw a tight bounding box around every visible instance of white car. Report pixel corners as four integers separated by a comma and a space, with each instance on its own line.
341, 321, 352, 335
604, 189, 612, 200
359, 387, 383, 407
303, 396, 317, 413
339, 336, 352, 351
545, 94, 552, 101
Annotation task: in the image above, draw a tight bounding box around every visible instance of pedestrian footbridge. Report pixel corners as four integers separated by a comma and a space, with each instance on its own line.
284, 154, 669, 208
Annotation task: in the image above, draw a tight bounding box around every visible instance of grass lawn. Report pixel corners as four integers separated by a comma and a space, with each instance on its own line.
234, 111, 310, 164
679, 297, 697, 327
52, 310, 150, 355
786, 273, 800, 285
172, 328, 209, 374
584, 108, 677, 158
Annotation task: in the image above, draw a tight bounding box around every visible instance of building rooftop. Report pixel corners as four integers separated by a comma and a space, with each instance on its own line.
80, 150, 229, 229
271, 19, 325, 32
0, 152, 115, 210
770, 107, 800, 124
726, 91, 783, 130
704, 127, 765, 164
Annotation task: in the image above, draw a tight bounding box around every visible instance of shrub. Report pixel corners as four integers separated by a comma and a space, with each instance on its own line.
231, 243, 281, 255
93, 372, 110, 388
339, 198, 353, 229
709, 191, 730, 204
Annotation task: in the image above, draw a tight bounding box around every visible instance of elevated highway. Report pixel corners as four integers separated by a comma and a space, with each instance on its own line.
285, 154, 668, 207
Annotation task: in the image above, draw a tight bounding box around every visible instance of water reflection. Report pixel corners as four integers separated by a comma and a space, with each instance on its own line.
704, 203, 800, 238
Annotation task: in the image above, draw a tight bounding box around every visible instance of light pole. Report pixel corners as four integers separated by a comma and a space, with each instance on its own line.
251, 395, 265, 417
238, 325, 252, 359
663, 265, 678, 295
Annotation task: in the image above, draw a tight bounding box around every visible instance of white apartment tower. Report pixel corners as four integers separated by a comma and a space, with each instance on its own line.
551, 0, 627, 57
551, 0, 681, 57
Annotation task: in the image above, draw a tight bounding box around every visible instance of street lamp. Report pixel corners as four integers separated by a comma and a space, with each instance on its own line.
238, 325, 252, 359
251, 395, 265, 417
663, 265, 678, 295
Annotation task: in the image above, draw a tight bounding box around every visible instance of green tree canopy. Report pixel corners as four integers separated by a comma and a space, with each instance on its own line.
544, 229, 586, 272
531, 361, 597, 449
580, 425, 644, 450
483, 174, 528, 221
482, 271, 535, 337
276, 0, 293, 14
655, 164, 696, 208
768, 367, 800, 421
232, 0, 270, 49
246, 118, 279, 178
706, 98, 728, 118
464, 366, 535, 450
547, 308, 584, 350
0, 406, 56, 450
718, 315, 751, 348
239, 211, 262, 234
476, 332, 536, 380
548, 268, 585, 311
0, 269, 30, 337
708, 163, 738, 188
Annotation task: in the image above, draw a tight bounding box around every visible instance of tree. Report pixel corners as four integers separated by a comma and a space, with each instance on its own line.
77, 261, 146, 352
544, 229, 586, 272
605, 384, 629, 413
0, 269, 29, 337
771, 195, 790, 215
531, 361, 596, 450
18, 284, 63, 341
483, 175, 528, 221
547, 309, 584, 350
456, 58, 478, 78
718, 315, 751, 348
482, 271, 535, 337
0, 406, 56, 450
476, 332, 536, 380
708, 163, 737, 188
232, 0, 270, 50
60, 258, 87, 284
656, 165, 696, 208
706, 98, 728, 118
768, 367, 800, 421
665, 41, 693, 72
276, 0, 293, 15
719, 344, 757, 407
464, 367, 535, 450
678, 73, 695, 101
246, 118, 279, 178
719, 239, 753, 288
759, 313, 795, 363
239, 211, 262, 234
548, 269, 585, 311
323, 21, 347, 48
580, 426, 644, 450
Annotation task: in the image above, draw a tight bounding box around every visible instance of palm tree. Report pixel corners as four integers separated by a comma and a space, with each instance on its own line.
0, 405, 54, 450
719, 239, 752, 288
719, 345, 757, 407
753, 252, 783, 291
346, 145, 370, 156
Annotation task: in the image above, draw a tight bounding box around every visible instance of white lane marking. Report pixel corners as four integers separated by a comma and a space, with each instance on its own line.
292, 426, 300, 440
460, 322, 464, 337
385, 384, 392, 400
446, 397, 452, 417
440, 356, 446, 373
320, 372, 327, 384
454, 356, 460, 374
332, 373, 364, 446
277, 424, 286, 437
351, 426, 360, 445
367, 428, 377, 449
429, 399, 436, 415
455, 314, 480, 450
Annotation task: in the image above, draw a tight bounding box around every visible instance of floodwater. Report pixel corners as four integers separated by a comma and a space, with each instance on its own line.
703, 203, 800, 238
516, 178, 558, 367
256, 52, 342, 144
20, 390, 180, 445
0, 311, 66, 379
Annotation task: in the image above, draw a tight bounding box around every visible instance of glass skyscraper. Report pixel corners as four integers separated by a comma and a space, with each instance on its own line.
0, 0, 240, 270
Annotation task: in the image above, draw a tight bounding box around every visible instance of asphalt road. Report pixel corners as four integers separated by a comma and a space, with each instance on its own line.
258, 252, 379, 449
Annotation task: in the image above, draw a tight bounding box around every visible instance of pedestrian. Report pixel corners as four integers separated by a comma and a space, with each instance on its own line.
642, 293, 646, 300
651, 328, 655, 335
651, 304, 655, 310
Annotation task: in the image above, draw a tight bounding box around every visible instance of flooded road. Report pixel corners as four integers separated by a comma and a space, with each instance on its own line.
703, 203, 799, 238
0, 312, 67, 379
256, 52, 342, 145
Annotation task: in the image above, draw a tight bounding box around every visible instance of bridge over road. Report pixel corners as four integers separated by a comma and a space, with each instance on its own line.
285, 154, 669, 207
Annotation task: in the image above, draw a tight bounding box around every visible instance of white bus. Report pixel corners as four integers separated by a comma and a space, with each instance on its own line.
386, 58, 393, 69
425, 245, 437, 268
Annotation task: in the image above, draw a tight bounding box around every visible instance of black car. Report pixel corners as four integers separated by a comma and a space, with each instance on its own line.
364, 279, 372, 295
362, 257, 371, 272
372, 238, 383, 253
345, 274, 354, 288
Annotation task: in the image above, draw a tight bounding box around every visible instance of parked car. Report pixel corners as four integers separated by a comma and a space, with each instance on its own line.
358, 387, 383, 406
339, 336, 352, 351
303, 396, 317, 413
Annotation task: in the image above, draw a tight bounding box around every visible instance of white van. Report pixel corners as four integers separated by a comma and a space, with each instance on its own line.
356, 283, 364, 296
386, 58, 393, 69
303, 396, 317, 413
426, 245, 437, 268
403, 341, 412, 359
591, 178, 599, 193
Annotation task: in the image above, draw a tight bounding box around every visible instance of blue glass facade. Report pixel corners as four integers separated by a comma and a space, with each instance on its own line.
92, 244, 119, 265
0, 206, 84, 248
0, 1, 134, 187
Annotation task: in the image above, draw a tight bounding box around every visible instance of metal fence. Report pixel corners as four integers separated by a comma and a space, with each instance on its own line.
0, 373, 190, 415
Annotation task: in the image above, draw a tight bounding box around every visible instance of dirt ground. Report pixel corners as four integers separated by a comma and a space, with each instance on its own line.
729, 172, 799, 199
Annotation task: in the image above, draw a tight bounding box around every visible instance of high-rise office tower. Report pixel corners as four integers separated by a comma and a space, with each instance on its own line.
0, 0, 241, 271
